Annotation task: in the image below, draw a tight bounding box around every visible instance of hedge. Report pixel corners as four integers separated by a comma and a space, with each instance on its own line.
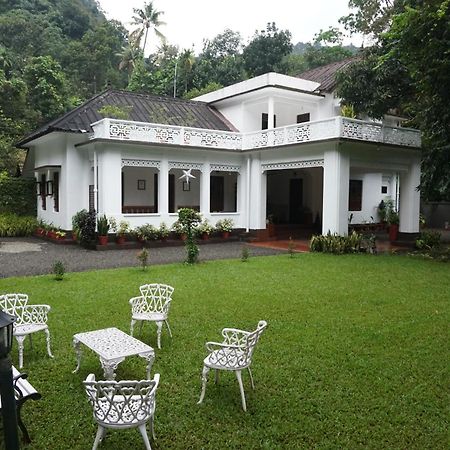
0, 175, 36, 216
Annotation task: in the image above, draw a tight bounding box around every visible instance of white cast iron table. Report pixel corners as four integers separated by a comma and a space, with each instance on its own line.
72, 327, 155, 380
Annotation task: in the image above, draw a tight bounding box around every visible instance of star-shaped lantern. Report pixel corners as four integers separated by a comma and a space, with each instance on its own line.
179, 168, 196, 185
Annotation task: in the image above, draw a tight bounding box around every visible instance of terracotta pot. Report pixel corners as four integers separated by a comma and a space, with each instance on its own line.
201, 233, 209, 240
37, 228, 44, 236
222, 231, 230, 239
117, 235, 126, 245
389, 224, 399, 242
98, 235, 108, 246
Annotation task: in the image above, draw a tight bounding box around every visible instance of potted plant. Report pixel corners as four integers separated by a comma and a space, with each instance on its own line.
72, 210, 87, 240
197, 219, 214, 240
116, 220, 130, 245
388, 211, 399, 242
97, 214, 110, 245
55, 230, 66, 241
171, 220, 186, 240
158, 222, 170, 241
215, 218, 234, 239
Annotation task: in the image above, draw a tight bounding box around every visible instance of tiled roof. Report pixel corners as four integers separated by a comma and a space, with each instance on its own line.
17, 89, 235, 147
296, 58, 358, 93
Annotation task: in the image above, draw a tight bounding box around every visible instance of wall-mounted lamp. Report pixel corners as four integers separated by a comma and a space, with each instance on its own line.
46, 180, 53, 196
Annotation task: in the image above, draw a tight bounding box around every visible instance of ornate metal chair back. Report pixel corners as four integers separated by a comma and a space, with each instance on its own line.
139, 284, 174, 314
0, 293, 29, 325
244, 320, 268, 364
84, 374, 160, 426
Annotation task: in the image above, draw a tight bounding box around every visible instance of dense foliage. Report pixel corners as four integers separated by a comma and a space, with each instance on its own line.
0, 213, 37, 236
337, 0, 450, 201
0, 171, 36, 215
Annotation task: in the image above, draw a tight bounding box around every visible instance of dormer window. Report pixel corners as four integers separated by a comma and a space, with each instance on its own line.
297, 113, 310, 124
262, 113, 277, 130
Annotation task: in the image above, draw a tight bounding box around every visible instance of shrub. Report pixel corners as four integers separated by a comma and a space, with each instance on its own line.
310, 231, 364, 254
117, 220, 130, 236
197, 219, 214, 236
52, 260, 65, 281
77, 210, 96, 245
0, 214, 38, 237
158, 222, 170, 239
178, 208, 202, 264
137, 248, 149, 270
135, 224, 158, 241
241, 245, 250, 262
416, 230, 441, 250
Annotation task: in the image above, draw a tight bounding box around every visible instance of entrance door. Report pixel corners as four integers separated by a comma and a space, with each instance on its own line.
210, 176, 224, 212
289, 178, 303, 223
169, 174, 175, 213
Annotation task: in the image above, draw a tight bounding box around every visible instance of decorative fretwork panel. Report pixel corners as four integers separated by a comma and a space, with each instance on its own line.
262, 159, 324, 172
121, 159, 161, 169
168, 161, 203, 172
210, 164, 241, 173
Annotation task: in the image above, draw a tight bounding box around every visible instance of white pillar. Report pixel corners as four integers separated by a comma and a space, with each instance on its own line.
159, 159, 169, 217
98, 148, 122, 217
268, 97, 275, 129
200, 163, 210, 214
322, 147, 350, 235
399, 158, 421, 233
249, 155, 266, 230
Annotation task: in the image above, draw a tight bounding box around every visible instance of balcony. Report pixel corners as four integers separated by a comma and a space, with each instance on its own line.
91, 117, 421, 151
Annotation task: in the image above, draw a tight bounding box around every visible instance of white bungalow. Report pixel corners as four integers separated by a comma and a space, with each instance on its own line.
19, 59, 421, 237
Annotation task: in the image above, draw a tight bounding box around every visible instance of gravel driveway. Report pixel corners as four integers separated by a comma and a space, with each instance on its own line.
0, 237, 282, 279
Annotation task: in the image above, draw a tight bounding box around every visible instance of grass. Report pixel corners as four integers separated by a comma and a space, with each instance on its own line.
0, 253, 448, 449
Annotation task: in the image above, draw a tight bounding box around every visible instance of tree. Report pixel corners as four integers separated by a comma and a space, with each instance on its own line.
337, 0, 450, 201
242, 22, 293, 77
130, 1, 166, 56
117, 44, 143, 78
304, 28, 355, 69
23, 56, 72, 123
179, 48, 195, 94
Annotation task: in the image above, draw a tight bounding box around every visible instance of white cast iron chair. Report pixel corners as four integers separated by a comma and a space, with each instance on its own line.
198, 320, 268, 411
0, 293, 53, 369
129, 284, 174, 349
84, 373, 160, 450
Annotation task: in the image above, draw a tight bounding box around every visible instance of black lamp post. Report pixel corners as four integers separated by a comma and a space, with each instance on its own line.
0, 311, 19, 449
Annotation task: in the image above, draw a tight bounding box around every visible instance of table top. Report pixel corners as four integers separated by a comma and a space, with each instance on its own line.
73, 327, 154, 361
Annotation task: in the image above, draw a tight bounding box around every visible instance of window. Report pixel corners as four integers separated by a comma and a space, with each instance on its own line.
349, 180, 363, 211
40, 174, 46, 210
262, 113, 277, 130
53, 172, 59, 212
297, 113, 310, 123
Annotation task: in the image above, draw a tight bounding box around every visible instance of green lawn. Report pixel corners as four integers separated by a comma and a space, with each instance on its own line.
0, 253, 448, 449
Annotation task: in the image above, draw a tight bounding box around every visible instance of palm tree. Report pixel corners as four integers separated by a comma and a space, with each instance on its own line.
130, 2, 166, 56
179, 49, 195, 94
117, 44, 143, 76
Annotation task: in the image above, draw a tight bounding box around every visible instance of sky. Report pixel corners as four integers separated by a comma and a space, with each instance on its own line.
97, 0, 361, 54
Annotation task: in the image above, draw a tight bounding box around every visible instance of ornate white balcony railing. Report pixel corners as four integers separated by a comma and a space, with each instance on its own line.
91, 117, 421, 150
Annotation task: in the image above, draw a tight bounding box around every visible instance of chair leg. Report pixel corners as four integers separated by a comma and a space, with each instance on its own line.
165, 320, 172, 338
235, 370, 247, 412
197, 365, 210, 404
156, 321, 163, 349
16, 336, 26, 369
130, 319, 136, 336
44, 328, 54, 358
149, 414, 156, 441
138, 423, 152, 450
215, 369, 219, 385
92, 425, 105, 450
139, 320, 144, 336
248, 367, 255, 390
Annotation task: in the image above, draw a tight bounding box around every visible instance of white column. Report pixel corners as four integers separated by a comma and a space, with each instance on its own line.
399, 158, 421, 233
249, 155, 266, 230
159, 159, 169, 217
322, 147, 350, 235
268, 97, 275, 129
98, 148, 122, 217
200, 163, 210, 214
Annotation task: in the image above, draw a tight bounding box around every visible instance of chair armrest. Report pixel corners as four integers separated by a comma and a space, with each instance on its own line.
161, 298, 172, 314
221, 328, 250, 346
21, 304, 50, 324
129, 296, 146, 315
